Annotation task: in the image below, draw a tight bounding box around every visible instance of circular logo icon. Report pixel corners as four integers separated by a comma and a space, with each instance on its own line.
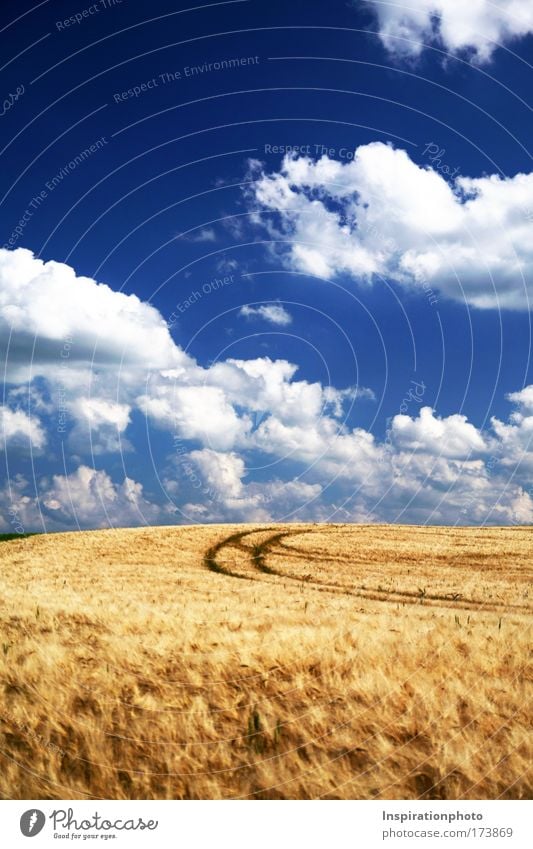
20, 810, 46, 837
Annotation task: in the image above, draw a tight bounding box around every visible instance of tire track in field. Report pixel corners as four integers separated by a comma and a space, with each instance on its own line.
205, 528, 531, 614
261, 532, 532, 614
275, 537, 533, 579
203, 527, 282, 580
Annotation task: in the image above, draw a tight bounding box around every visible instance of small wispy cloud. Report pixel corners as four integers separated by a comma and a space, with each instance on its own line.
216, 256, 239, 274
188, 227, 217, 243
176, 227, 218, 243
238, 304, 293, 327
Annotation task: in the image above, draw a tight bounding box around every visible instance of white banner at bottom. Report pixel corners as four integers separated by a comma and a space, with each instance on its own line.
1, 800, 530, 848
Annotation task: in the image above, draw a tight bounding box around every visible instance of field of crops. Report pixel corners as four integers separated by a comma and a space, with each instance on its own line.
0, 524, 530, 799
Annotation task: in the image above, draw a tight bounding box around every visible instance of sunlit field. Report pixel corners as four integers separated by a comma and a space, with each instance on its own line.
0, 524, 531, 800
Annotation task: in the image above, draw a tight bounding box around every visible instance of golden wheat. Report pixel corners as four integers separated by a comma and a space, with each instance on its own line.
0, 523, 531, 800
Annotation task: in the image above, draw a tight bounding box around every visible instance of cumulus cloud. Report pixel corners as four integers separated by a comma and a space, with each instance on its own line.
180, 387, 533, 523
239, 303, 293, 326
138, 356, 366, 458
189, 448, 246, 499
0, 473, 39, 534
73, 398, 131, 433
390, 406, 488, 458
507, 385, 533, 413
0, 248, 367, 462
68, 397, 133, 455
0, 465, 169, 533
252, 414, 382, 482
40, 465, 166, 529
2, 382, 533, 529
138, 381, 252, 452
0, 247, 183, 383
491, 387, 533, 475
1, 246, 532, 529
207, 357, 364, 428
186, 447, 323, 522
381, 397, 533, 524
387, 452, 532, 525
250, 143, 533, 309
365, 0, 533, 63
0, 405, 46, 450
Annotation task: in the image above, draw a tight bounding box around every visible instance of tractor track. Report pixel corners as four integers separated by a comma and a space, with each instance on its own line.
204, 527, 532, 615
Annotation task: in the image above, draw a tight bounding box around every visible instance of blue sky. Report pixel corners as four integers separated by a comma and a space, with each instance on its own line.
1, 0, 533, 531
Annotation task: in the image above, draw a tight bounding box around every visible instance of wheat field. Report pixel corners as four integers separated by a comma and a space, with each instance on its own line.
0, 523, 531, 800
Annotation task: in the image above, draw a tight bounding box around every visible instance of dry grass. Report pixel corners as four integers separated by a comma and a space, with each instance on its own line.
0, 523, 531, 800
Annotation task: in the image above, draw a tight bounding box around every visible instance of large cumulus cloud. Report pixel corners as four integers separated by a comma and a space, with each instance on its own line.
1, 247, 532, 529
365, 0, 533, 63
250, 143, 533, 310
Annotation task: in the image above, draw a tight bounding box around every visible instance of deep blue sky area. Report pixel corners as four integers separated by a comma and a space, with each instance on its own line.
1, 0, 532, 528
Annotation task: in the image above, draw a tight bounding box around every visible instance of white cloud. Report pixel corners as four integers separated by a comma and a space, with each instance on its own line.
2, 382, 533, 529
73, 398, 131, 432
184, 414, 533, 524
386, 452, 533, 525
390, 406, 487, 458
239, 303, 293, 326
324, 383, 376, 412
138, 381, 251, 452
507, 385, 533, 413
365, 0, 533, 63
251, 143, 533, 309
68, 397, 132, 455
252, 414, 383, 483
0, 465, 169, 532
0, 247, 183, 382
206, 357, 363, 428
0, 405, 46, 450
189, 448, 245, 499
216, 256, 240, 275
0, 473, 40, 533
138, 356, 367, 459
40, 465, 166, 529
491, 388, 533, 475
186, 447, 323, 522
1, 247, 532, 529
0, 249, 367, 460
186, 227, 217, 243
